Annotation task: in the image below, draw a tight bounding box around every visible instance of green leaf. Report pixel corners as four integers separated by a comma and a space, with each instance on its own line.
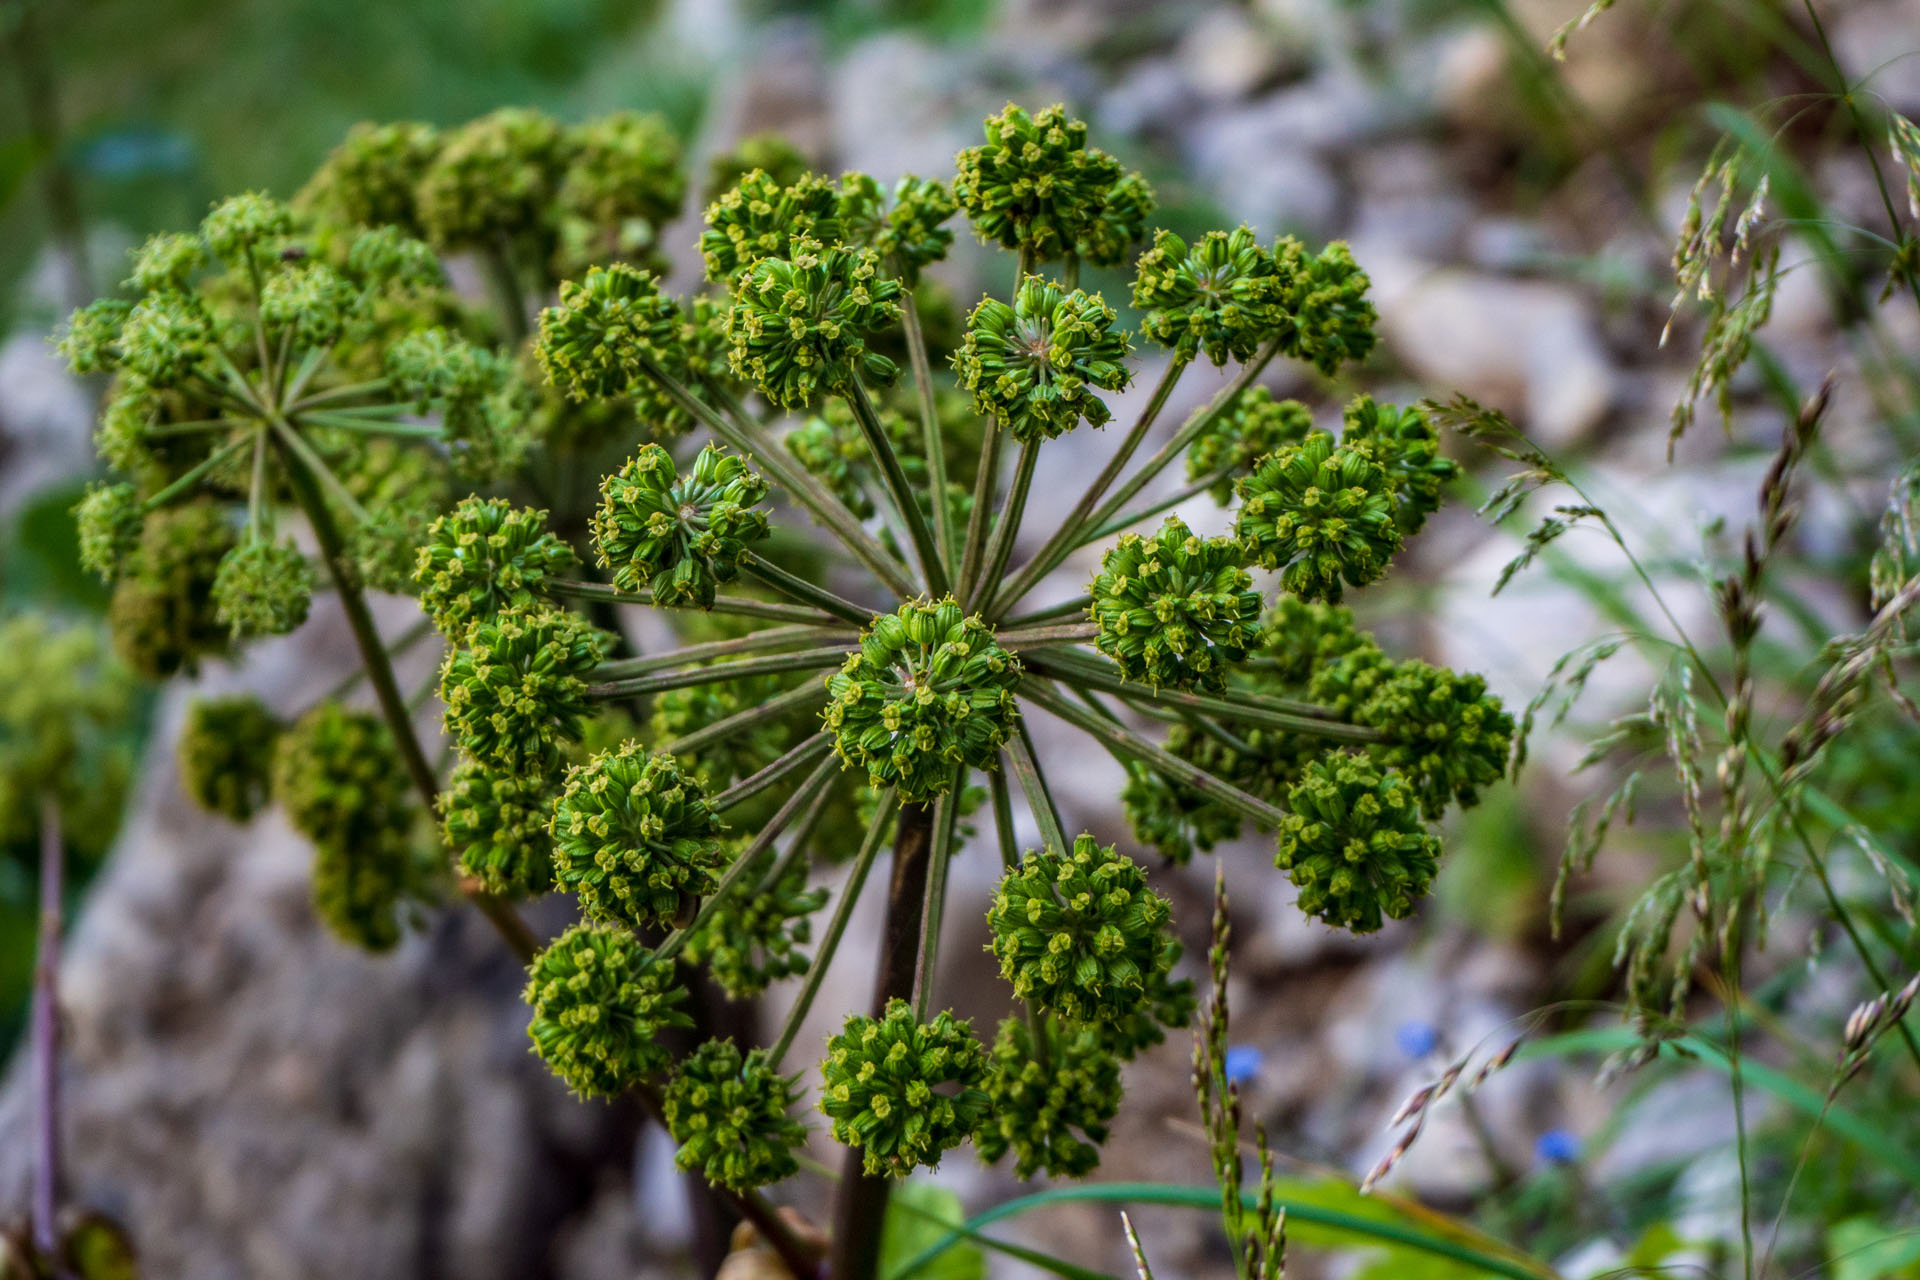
1830, 1217, 1920, 1280
881, 1182, 986, 1280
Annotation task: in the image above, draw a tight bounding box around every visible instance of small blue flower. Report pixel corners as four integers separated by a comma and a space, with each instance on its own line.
1535, 1129, 1581, 1166
1395, 1021, 1438, 1059
1224, 1045, 1264, 1086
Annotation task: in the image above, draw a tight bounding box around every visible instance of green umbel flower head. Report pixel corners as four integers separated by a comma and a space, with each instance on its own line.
705, 134, 811, 202
201, 191, 295, 267
414, 498, 578, 635
537, 263, 681, 401
58, 298, 133, 375
663, 1039, 808, 1192
954, 104, 1125, 262
725, 240, 902, 409
128, 231, 206, 293
385, 328, 528, 482
1340, 396, 1458, 537
438, 605, 612, 769
823, 598, 1022, 802
524, 921, 691, 1098
108, 501, 236, 679
1097, 939, 1197, 1058
683, 846, 826, 998
555, 111, 687, 274
627, 293, 736, 437
439, 757, 557, 897
954, 277, 1131, 442
1089, 517, 1260, 693
976, 1018, 1121, 1179
1234, 432, 1402, 602
699, 170, 842, 282
211, 540, 315, 639
591, 443, 770, 608
1187, 388, 1314, 503
1076, 170, 1155, 269
414, 107, 564, 250
297, 121, 442, 235
987, 833, 1176, 1022
1256, 598, 1371, 687
1275, 239, 1377, 376
1353, 661, 1512, 819
549, 742, 729, 931
116, 292, 213, 387
819, 999, 991, 1177
838, 173, 958, 284
0, 617, 134, 848
272, 702, 423, 951
178, 694, 281, 823
74, 482, 142, 584
1133, 226, 1292, 366
1275, 754, 1439, 933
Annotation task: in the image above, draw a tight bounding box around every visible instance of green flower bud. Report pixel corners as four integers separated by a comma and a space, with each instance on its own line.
415, 107, 565, 251
1340, 396, 1458, 536
385, 327, 527, 482
1301, 640, 1392, 720
93, 376, 163, 476
1353, 660, 1512, 819
976, 1017, 1120, 1179
272, 702, 424, 951
439, 756, 558, 898
1135, 226, 1291, 367
201, 191, 294, 267
535, 263, 681, 401
127, 231, 206, 294
74, 482, 143, 584
725, 240, 901, 409
211, 540, 316, 639
987, 832, 1176, 1022
524, 921, 691, 1098
297, 121, 443, 236
699, 170, 841, 283
838, 173, 958, 284
414, 497, 577, 636
0, 617, 134, 848
1187, 388, 1314, 503
58, 298, 133, 375
819, 998, 990, 1177
954, 104, 1124, 263
555, 111, 687, 274
549, 742, 729, 931
591, 443, 770, 608
1075, 169, 1156, 269
343, 225, 445, 291
259, 262, 359, 349
1233, 432, 1402, 602
954, 276, 1130, 442
1098, 939, 1197, 1058
116, 293, 213, 388
663, 1038, 808, 1192
1275, 754, 1439, 933
438, 605, 611, 769
705, 134, 811, 203
1255, 597, 1371, 688
823, 598, 1021, 802
108, 501, 236, 679
682, 843, 825, 999
1274, 238, 1377, 376
1088, 517, 1260, 692
178, 694, 281, 823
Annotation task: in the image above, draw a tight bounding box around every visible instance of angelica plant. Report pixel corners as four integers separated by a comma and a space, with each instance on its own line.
65, 100, 1511, 1279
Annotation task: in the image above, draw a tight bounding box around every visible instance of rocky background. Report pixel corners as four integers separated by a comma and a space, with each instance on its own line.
1, 0, 1914, 1275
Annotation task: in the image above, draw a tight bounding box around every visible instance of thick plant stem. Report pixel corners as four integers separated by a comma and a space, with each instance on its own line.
829, 800, 938, 1280
914, 776, 963, 1020
955, 418, 1003, 600
740, 552, 877, 628
553, 578, 837, 626
900, 287, 956, 571
595, 623, 857, 680
588, 647, 849, 699
483, 240, 530, 343
283, 446, 540, 962
32, 794, 61, 1260
658, 681, 829, 760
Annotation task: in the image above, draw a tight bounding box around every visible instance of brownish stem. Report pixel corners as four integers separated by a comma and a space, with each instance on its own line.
32, 793, 61, 1260
827, 801, 936, 1280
